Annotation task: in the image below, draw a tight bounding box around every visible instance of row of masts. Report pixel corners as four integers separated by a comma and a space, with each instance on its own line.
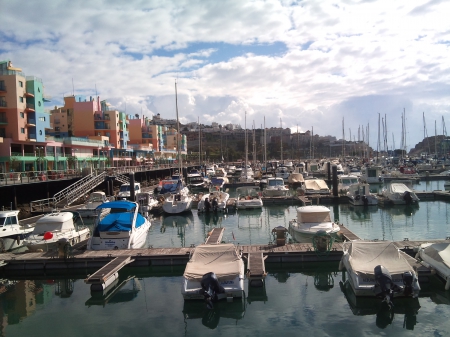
192, 109, 449, 165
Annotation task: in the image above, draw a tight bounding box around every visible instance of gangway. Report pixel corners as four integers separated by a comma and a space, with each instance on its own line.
30, 171, 108, 212
85, 256, 134, 292
205, 227, 225, 244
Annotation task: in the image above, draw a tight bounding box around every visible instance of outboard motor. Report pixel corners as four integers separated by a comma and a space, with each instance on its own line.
403, 191, 413, 204
402, 271, 414, 297
373, 265, 402, 308
199, 272, 225, 309
362, 195, 369, 206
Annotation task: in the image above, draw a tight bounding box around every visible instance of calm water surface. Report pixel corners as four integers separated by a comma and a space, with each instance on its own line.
2, 182, 450, 336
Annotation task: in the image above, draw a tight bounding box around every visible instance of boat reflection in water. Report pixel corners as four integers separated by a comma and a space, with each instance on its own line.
160, 212, 194, 247
85, 275, 141, 307
183, 296, 246, 329
197, 212, 225, 227
340, 278, 420, 330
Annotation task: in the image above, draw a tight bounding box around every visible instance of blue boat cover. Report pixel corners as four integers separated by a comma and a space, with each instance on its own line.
96, 200, 136, 210
97, 212, 146, 232
160, 180, 182, 194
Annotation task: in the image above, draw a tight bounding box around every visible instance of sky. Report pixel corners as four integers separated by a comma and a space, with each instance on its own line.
1, 0, 450, 151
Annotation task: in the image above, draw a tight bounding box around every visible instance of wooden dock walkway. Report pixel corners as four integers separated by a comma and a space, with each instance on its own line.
204, 228, 225, 244
85, 256, 134, 291
246, 252, 267, 287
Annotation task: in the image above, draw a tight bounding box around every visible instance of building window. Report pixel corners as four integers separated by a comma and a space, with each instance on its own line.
20, 112, 24, 118
38, 87, 40, 92
39, 130, 42, 135
20, 128, 25, 134
38, 101, 41, 106
19, 97, 23, 103
39, 117, 45, 121
19, 81, 23, 87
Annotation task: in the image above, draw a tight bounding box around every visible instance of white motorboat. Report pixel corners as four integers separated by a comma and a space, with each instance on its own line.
288, 206, 340, 240
235, 186, 263, 209
287, 169, 305, 188
87, 200, 151, 250
198, 190, 230, 213
361, 166, 384, 184
25, 211, 90, 252
161, 179, 193, 214
417, 242, 450, 290
304, 179, 330, 195
76, 191, 110, 218
0, 210, 34, 251
275, 166, 290, 183
259, 172, 273, 189
186, 173, 208, 191
263, 177, 289, 197
135, 192, 159, 217
339, 241, 420, 301
117, 182, 141, 200
182, 243, 245, 303
209, 176, 228, 190
381, 183, 419, 205
337, 175, 359, 194
347, 183, 378, 206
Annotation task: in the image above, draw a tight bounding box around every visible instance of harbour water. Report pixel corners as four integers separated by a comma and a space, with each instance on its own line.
2, 181, 450, 335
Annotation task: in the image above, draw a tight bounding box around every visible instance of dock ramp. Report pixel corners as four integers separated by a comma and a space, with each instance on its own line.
246, 252, 267, 287
205, 228, 225, 244
85, 256, 134, 292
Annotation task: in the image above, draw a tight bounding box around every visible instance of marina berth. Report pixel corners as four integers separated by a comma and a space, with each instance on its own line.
339, 241, 420, 302
347, 182, 378, 206
24, 211, 90, 252
87, 200, 151, 250
381, 182, 420, 205
197, 190, 230, 213
182, 243, 245, 303
262, 177, 289, 197
288, 205, 340, 241
235, 186, 263, 209
0, 210, 34, 251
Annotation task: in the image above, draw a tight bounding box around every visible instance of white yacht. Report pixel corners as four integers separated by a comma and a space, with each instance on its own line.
347, 182, 378, 206
304, 179, 330, 195
235, 186, 263, 209
182, 243, 245, 302
275, 166, 290, 183
417, 242, 450, 290
117, 182, 141, 200
186, 173, 208, 191
25, 212, 90, 252
288, 205, 340, 241
0, 210, 34, 251
135, 192, 159, 217
337, 175, 359, 194
381, 183, 419, 205
87, 200, 151, 250
198, 190, 230, 213
76, 191, 110, 218
339, 241, 420, 300
361, 166, 384, 184
161, 179, 193, 214
263, 177, 289, 197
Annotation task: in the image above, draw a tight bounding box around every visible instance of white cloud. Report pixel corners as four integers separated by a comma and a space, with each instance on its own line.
1, 0, 450, 151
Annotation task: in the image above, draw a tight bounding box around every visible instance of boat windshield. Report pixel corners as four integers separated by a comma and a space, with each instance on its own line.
89, 194, 105, 202
0, 216, 17, 226
268, 179, 284, 187
120, 185, 130, 192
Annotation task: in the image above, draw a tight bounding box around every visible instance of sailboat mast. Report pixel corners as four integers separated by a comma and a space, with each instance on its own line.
280, 118, 283, 162
175, 81, 182, 173
244, 111, 248, 176
264, 116, 267, 172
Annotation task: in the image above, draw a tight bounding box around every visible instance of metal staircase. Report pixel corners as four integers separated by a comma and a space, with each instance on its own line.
30, 171, 108, 212
115, 174, 130, 185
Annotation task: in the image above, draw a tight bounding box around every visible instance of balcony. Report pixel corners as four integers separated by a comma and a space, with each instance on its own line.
28, 134, 37, 141
27, 118, 36, 126
43, 94, 51, 102
24, 92, 34, 98
0, 116, 7, 124
25, 103, 35, 112
0, 84, 6, 92
54, 119, 60, 124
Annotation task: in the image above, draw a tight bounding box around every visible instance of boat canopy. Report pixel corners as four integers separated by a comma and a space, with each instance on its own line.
160, 180, 182, 194
97, 212, 146, 231
421, 243, 450, 268
33, 212, 75, 233
304, 179, 329, 191
388, 183, 413, 194
297, 206, 331, 223
96, 200, 136, 210
183, 244, 242, 281
343, 241, 414, 275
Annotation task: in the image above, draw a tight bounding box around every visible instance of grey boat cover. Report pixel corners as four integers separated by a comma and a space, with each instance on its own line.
343, 241, 413, 275
422, 243, 450, 268
183, 244, 242, 281
304, 179, 329, 191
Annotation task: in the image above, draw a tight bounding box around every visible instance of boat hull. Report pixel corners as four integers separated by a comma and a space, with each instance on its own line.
26, 228, 91, 252
182, 273, 245, 300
